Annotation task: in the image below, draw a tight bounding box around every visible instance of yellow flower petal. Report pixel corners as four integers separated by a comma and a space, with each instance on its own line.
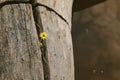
40, 32, 47, 40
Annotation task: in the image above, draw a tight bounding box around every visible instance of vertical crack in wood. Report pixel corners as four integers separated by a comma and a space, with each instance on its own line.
0, 1, 72, 80
31, 4, 50, 80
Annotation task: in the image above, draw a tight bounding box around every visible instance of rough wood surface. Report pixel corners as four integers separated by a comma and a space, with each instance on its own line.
0, 4, 44, 80
0, 0, 29, 4
34, 0, 73, 26
34, 6, 74, 80
0, 0, 74, 80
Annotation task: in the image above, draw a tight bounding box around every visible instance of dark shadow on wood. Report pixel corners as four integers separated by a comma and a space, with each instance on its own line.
73, 0, 106, 12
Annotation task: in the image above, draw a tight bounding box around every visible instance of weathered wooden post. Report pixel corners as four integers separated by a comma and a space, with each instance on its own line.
0, 0, 74, 80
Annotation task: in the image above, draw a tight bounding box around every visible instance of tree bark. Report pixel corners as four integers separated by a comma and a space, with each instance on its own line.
0, 0, 74, 80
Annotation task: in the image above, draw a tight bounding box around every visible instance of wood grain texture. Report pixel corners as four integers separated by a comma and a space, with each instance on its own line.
34, 6, 74, 80
34, 0, 73, 26
0, 0, 29, 4
0, 4, 44, 80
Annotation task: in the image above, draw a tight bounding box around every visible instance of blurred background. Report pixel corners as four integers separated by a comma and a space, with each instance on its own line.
72, 0, 120, 80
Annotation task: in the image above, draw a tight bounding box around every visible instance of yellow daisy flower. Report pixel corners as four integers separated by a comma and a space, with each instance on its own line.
40, 32, 47, 40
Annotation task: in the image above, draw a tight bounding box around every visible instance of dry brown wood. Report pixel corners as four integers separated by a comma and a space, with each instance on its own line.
0, 4, 44, 80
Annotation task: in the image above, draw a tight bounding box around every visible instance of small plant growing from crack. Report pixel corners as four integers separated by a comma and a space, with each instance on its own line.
39, 32, 47, 47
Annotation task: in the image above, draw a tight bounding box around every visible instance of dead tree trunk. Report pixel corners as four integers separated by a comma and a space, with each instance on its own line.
0, 0, 74, 80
